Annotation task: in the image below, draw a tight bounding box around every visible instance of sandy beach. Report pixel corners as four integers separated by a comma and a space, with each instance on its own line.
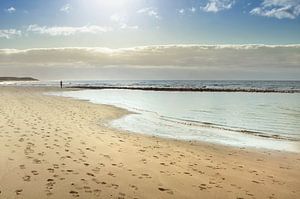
0, 86, 299, 199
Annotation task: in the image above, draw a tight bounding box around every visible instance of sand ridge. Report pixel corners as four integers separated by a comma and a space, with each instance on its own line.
0, 86, 299, 199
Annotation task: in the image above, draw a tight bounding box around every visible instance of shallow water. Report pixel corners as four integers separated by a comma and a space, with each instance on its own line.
49, 89, 300, 152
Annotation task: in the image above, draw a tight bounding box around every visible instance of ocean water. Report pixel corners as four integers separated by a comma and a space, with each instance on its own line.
6, 80, 300, 93
48, 81, 300, 152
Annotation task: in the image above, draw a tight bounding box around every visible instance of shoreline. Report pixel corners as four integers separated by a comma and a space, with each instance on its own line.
0, 86, 299, 198
50, 88, 300, 153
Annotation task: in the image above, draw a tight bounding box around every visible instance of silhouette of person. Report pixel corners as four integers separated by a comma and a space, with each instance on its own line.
60, 80, 63, 88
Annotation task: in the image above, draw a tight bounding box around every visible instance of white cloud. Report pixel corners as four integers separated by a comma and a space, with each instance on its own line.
110, 14, 139, 30
137, 7, 161, 19
60, 4, 71, 13
202, 0, 235, 13
5, 6, 16, 13
250, 0, 300, 19
119, 24, 139, 30
178, 9, 185, 15
0, 45, 299, 70
0, 29, 21, 39
178, 7, 197, 15
110, 14, 123, 23
190, 7, 197, 13
26, 24, 113, 36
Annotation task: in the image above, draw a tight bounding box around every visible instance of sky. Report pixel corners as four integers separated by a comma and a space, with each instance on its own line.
0, 0, 300, 80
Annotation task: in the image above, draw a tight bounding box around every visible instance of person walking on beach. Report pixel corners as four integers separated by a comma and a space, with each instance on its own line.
60, 80, 63, 89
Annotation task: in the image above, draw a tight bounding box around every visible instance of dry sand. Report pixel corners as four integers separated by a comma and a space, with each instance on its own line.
0, 86, 299, 199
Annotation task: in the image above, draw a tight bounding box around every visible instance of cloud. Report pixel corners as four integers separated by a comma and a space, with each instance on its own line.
0, 29, 21, 39
137, 7, 161, 19
202, 0, 235, 13
190, 7, 197, 13
0, 45, 299, 71
178, 9, 185, 15
119, 23, 139, 30
5, 6, 16, 13
178, 7, 197, 15
110, 14, 139, 30
110, 14, 123, 23
250, 0, 300, 19
26, 24, 113, 36
60, 4, 71, 13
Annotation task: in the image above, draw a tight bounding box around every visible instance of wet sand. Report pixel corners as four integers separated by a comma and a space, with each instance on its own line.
0, 86, 299, 199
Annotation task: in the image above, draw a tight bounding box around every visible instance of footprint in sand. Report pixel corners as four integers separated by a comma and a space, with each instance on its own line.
92, 178, 101, 184
184, 172, 192, 176
45, 190, 53, 196
33, 159, 41, 164
19, 165, 26, 169
46, 179, 55, 191
252, 180, 260, 184
84, 186, 92, 193
141, 173, 152, 179
47, 168, 55, 173
22, 175, 31, 182
69, 190, 79, 197
198, 184, 207, 190
53, 174, 59, 178
130, 184, 138, 191
53, 164, 59, 169
158, 187, 174, 195
93, 189, 101, 196
111, 184, 119, 189
86, 172, 95, 177
15, 189, 23, 195
86, 147, 95, 152
118, 192, 126, 199
92, 167, 101, 173
108, 172, 115, 177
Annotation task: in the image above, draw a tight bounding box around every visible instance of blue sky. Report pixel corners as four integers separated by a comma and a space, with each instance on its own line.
0, 0, 299, 80
0, 0, 300, 48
